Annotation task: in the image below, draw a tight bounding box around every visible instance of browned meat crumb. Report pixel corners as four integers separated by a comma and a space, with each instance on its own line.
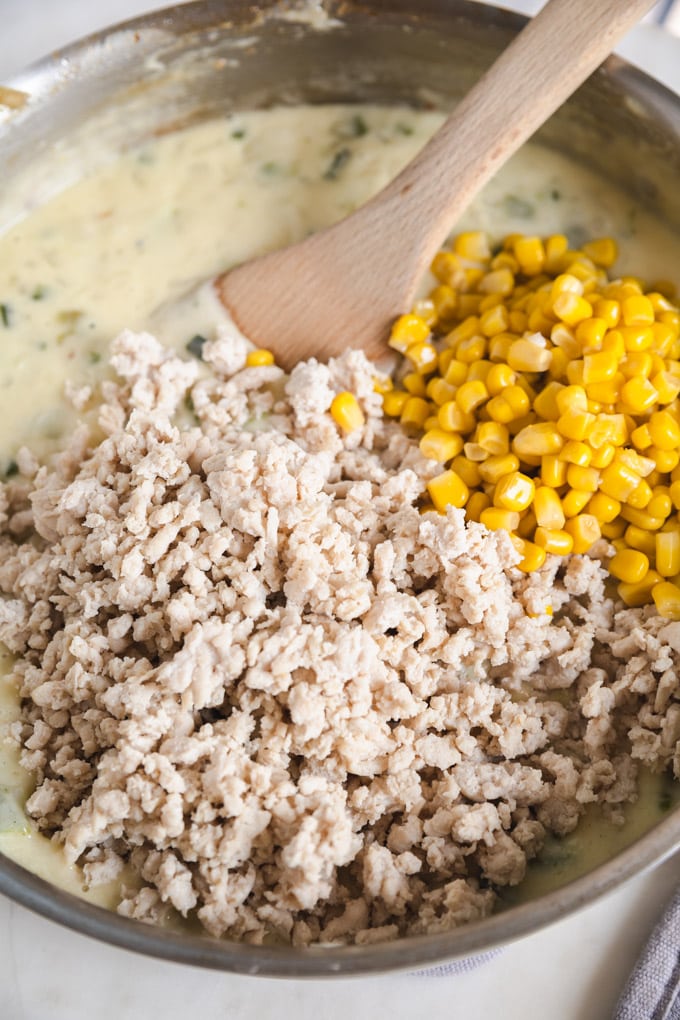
0, 327, 678, 945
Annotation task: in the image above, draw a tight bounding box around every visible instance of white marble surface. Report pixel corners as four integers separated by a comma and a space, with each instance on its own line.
1, 3, 680, 1019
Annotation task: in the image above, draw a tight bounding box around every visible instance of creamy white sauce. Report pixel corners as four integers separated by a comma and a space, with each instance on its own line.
0, 103, 679, 908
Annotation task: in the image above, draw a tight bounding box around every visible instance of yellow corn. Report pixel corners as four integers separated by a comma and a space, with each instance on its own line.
477, 421, 509, 455
466, 491, 492, 522
562, 489, 592, 517
656, 530, 680, 577
512, 537, 547, 572
480, 507, 521, 531
534, 527, 574, 555
600, 462, 641, 502
246, 348, 275, 367
586, 492, 621, 524
389, 313, 431, 352
331, 392, 365, 432
507, 338, 552, 372
564, 514, 601, 553
401, 397, 432, 430
652, 580, 680, 619
494, 471, 536, 512
618, 570, 663, 607
457, 380, 489, 413
512, 422, 563, 457
385, 229, 680, 610
406, 341, 439, 372
419, 429, 464, 463
427, 470, 469, 512
609, 548, 650, 583
451, 455, 482, 488
533, 487, 566, 529
479, 453, 521, 484
566, 465, 600, 492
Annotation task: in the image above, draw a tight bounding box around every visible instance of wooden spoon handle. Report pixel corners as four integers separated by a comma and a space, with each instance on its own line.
348, 0, 656, 286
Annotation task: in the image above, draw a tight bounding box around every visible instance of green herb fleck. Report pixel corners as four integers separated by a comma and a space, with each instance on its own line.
551, 189, 561, 201
186, 334, 208, 360
31, 285, 48, 301
261, 161, 281, 176
324, 147, 352, 181
659, 791, 672, 812
503, 195, 535, 219
231, 128, 246, 140
185, 394, 195, 413
4, 460, 18, 478
0, 303, 11, 327
349, 114, 368, 137
395, 122, 414, 136
88, 350, 102, 364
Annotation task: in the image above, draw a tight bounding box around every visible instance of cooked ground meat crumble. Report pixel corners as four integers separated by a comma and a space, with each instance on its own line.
0, 326, 679, 945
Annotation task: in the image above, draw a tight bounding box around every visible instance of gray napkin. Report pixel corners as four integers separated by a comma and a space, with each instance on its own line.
614, 888, 680, 1020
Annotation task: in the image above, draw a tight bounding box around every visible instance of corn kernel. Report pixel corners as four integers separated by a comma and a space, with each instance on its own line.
427, 470, 469, 512
541, 454, 568, 487
420, 429, 464, 463
564, 514, 601, 553
245, 348, 275, 367
331, 392, 365, 432
576, 317, 608, 351
600, 461, 641, 501
559, 441, 592, 466
626, 479, 653, 510
505, 337, 552, 373
534, 527, 574, 555
652, 371, 680, 405
618, 570, 663, 607
652, 580, 680, 619
582, 237, 618, 268
621, 324, 654, 352
513, 537, 548, 572
480, 268, 514, 296
586, 491, 621, 523
431, 251, 464, 286
451, 455, 482, 488
457, 379, 489, 414
565, 464, 600, 492
479, 453, 521, 484
466, 491, 492, 522
553, 292, 593, 325
648, 410, 680, 451
428, 378, 458, 406
620, 505, 665, 530
533, 381, 564, 421
477, 421, 509, 455
592, 298, 620, 328
590, 443, 616, 469
403, 372, 428, 397
454, 230, 491, 261
533, 486, 566, 529
602, 518, 627, 539
413, 298, 437, 326
389, 313, 430, 351
512, 422, 563, 457
582, 350, 618, 384
562, 489, 592, 517
456, 334, 487, 364
438, 401, 475, 433
631, 423, 652, 450
493, 472, 535, 512
400, 396, 431, 431
431, 284, 458, 322
479, 304, 509, 337
622, 294, 655, 326
463, 442, 489, 462
486, 363, 516, 395
444, 358, 469, 386
382, 389, 409, 418
406, 341, 439, 372
556, 409, 596, 442
467, 360, 493, 383
624, 525, 657, 557
656, 531, 680, 577
609, 548, 650, 583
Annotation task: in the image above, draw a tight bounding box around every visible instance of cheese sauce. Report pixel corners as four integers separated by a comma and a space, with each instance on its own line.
0, 104, 679, 909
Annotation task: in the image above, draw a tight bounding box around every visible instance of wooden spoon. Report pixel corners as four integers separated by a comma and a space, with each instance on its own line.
217, 0, 655, 369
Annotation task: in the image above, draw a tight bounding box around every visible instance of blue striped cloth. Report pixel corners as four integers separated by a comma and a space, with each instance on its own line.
614, 889, 680, 1020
